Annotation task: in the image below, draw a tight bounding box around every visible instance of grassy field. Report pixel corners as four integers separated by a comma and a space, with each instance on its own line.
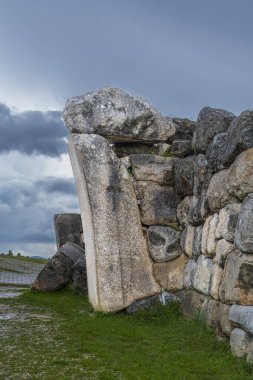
0, 254, 48, 264
0, 289, 253, 380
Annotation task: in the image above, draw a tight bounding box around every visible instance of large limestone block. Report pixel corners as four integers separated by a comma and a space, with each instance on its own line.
147, 225, 181, 262
153, 254, 188, 292
194, 107, 236, 153
201, 214, 219, 257
235, 195, 253, 253
219, 250, 253, 305
54, 213, 83, 250
135, 181, 179, 225
130, 154, 174, 185
68, 134, 160, 312
64, 87, 176, 143
193, 255, 213, 295
226, 148, 253, 200
207, 169, 238, 212
222, 110, 253, 167
216, 204, 241, 242
229, 305, 253, 335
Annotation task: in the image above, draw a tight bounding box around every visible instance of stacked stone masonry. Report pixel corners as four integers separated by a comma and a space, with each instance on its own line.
63, 87, 253, 361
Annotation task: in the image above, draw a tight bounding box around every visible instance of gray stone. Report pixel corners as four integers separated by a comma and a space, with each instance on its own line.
32, 252, 74, 292
68, 133, 160, 312
219, 250, 253, 305
192, 225, 203, 259
206, 132, 227, 172
235, 195, 253, 253
125, 294, 160, 314
130, 154, 174, 185
216, 204, 242, 242
176, 196, 192, 228
229, 305, 253, 335
64, 87, 176, 143
120, 155, 131, 170
184, 260, 197, 289
201, 214, 219, 257
193, 155, 209, 197
193, 255, 213, 295
214, 239, 235, 267
222, 110, 253, 167
72, 255, 87, 294
206, 299, 220, 329
182, 225, 195, 258
135, 181, 179, 226
230, 328, 253, 359
171, 117, 196, 141
60, 242, 86, 263
226, 148, 253, 200
147, 225, 181, 262
153, 254, 188, 292
171, 140, 193, 157
177, 290, 207, 318
113, 143, 159, 158
195, 106, 236, 153
209, 263, 224, 300
54, 213, 83, 251
207, 169, 238, 212
174, 156, 195, 197
219, 303, 231, 336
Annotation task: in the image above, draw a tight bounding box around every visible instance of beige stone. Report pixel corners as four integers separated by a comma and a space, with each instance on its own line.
193, 255, 213, 295
68, 133, 160, 312
214, 239, 235, 267
209, 263, 224, 300
201, 214, 219, 257
153, 254, 188, 292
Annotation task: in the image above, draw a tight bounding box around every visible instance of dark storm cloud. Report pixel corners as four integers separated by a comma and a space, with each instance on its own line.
0, 177, 78, 244
0, 104, 67, 156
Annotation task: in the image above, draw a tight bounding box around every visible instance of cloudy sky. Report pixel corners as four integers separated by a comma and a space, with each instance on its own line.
0, 0, 252, 257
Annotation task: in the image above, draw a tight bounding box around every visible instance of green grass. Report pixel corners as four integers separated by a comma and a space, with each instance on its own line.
0, 289, 252, 380
0, 266, 23, 273
0, 254, 48, 264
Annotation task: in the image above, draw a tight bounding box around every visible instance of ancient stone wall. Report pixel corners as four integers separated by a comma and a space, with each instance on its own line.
64, 87, 253, 361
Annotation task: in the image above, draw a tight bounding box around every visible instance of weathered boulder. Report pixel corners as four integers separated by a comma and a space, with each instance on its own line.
219, 250, 253, 305
153, 254, 188, 292
209, 263, 224, 300
178, 289, 207, 317
181, 225, 195, 258
171, 140, 193, 157
230, 328, 253, 360
226, 148, 253, 200
135, 181, 179, 226
170, 117, 196, 141
176, 196, 192, 228
72, 255, 87, 294
130, 154, 174, 185
230, 305, 253, 335
147, 225, 181, 262
174, 156, 195, 197
192, 226, 203, 259
125, 294, 160, 314
206, 132, 227, 173
214, 239, 235, 267
219, 303, 232, 336
235, 195, 253, 253
64, 87, 176, 143
207, 169, 238, 212
68, 133, 160, 312
222, 110, 253, 167
201, 214, 219, 257
54, 213, 83, 251
194, 107, 236, 153
32, 242, 86, 292
193, 255, 213, 295
184, 260, 197, 289
216, 204, 242, 242
206, 299, 220, 329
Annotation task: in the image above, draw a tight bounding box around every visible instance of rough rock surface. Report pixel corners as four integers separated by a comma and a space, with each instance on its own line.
174, 156, 195, 197
219, 303, 231, 336
193, 255, 213, 295
130, 154, 174, 185
181, 225, 195, 258
113, 143, 160, 157
219, 250, 253, 305
194, 107, 235, 153
171, 117, 196, 141
171, 140, 193, 157
72, 255, 87, 294
222, 110, 253, 167
209, 264, 224, 300
201, 214, 219, 257
54, 213, 83, 250
64, 87, 176, 143
216, 204, 241, 242
135, 181, 179, 225
207, 169, 238, 212
229, 305, 253, 335
226, 148, 253, 200
184, 260, 197, 289
235, 195, 253, 253
214, 239, 235, 267
153, 255, 188, 292
177, 196, 192, 228
68, 133, 160, 312
230, 328, 253, 359
178, 290, 207, 317
206, 132, 227, 172
192, 226, 203, 259
147, 225, 181, 262
32, 243, 86, 292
